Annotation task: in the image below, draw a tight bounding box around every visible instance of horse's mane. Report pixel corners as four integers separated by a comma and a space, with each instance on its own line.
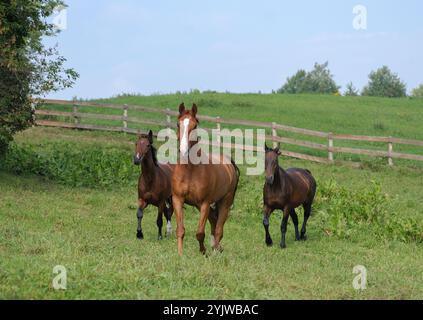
150, 145, 159, 167
139, 134, 159, 167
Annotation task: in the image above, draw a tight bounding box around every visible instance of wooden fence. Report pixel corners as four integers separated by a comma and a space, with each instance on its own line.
34, 99, 423, 166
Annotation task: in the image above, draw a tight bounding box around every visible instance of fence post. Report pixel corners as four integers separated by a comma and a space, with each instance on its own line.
328, 132, 334, 162
272, 122, 278, 149
31, 101, 36, 127
216, 116, 221, 145
123, 104, 128, 134
166, 108, 171, 129
388, 137, 393, 166
72, 100, 79, 127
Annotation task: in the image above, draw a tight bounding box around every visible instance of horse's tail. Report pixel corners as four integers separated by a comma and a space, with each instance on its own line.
231, 158, 241, 194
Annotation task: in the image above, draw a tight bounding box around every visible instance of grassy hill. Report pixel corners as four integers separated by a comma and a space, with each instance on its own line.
39, 93, 423, 166
94, 93, 423, 140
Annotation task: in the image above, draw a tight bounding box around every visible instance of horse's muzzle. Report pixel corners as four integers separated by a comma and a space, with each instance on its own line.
133, 155, 142, 165
265, 176, 274, 185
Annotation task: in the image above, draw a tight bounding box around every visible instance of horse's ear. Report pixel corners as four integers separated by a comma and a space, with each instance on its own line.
275, 143, 281, 155
264, 143, 270, 152
148, 130, 153, 144
192, 103, 198, 117
179, 103, 185, 115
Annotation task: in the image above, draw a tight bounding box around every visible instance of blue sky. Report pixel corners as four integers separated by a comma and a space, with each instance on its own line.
46, 0, 423, 99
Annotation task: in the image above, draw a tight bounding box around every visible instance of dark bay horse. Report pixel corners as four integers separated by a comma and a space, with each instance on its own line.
263, 144, 317, 249
172, 103, 240, 256
134, 130, 175, 240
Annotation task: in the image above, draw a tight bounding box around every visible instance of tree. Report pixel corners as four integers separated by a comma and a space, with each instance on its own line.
362, 66, 406, 98
0, 0, 78, 156
344, 82, 359, 96
278, 62, 339, 94
277, 70, 307, 94
411, 84, 423, 98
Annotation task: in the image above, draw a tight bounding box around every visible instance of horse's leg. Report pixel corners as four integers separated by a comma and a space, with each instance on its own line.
196, 203, 210, 255
172, 196, 185, 256
280, 207, 290, 249
208, 205, 218, 248
263, 205, 273, 246
137, 199, 147, 240
156, 203, 165, 240
300, 203, 312, 241
213, 195, 233, 252
165, 198, 173, 238
289, 208, 300, 241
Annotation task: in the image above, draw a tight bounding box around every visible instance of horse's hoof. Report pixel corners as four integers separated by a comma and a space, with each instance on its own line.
295, 236, 301, 241
158, 235, 163, 241
266, 239, 273, 247
213, 246, 224, 253
300, 234, 307, 241
137, 231, 144, 239
280, 243, 287, 249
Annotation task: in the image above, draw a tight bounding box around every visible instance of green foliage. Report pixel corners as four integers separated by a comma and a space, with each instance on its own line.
277, 70, 307, 94
411, 84, 423, 98
362, 66, 406, 98
1, 142, 138, 188
344, 82, 359, 96
315, 180, 423, 243
278, 62, 340, 94
0, 0, 78, 156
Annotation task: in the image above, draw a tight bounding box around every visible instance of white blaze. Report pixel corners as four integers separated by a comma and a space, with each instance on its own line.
180, 118, 190, 156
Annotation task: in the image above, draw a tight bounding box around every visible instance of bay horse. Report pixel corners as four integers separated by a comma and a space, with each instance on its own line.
172, 103, 240, 256
133, 130, 175, 240
263, 144, 317, 249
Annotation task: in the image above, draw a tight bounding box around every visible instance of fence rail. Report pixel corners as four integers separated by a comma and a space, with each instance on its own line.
34, 99, 423, 166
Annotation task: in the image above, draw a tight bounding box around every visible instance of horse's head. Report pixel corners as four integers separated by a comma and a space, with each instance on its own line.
264, 143, 281, 185
134, 130, 154, 165
177, 103, 199, 157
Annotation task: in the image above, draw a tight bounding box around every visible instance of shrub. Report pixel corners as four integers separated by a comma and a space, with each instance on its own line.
197, 98, 222, 108
314, 179, 423, 243
411, 84, 423, 98
344, 82, 359, 96
362, 66, 406, 98
1, 142, 138, 189
0, 1, 78, 156
278, 62, 340, 94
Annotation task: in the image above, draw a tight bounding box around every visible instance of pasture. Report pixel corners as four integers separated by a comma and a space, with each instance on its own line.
39, 93, 423, 167
1, 93, 423, 299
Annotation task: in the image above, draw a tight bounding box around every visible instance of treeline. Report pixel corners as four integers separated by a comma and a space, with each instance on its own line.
275, 62, 423, 98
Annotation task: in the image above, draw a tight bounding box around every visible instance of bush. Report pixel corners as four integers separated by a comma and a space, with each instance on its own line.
278, 62, 340, 94
362, 66, 406, 98
411, 84, 423, 98
344, 82, 359, 96
315, 179, 423, 243
0, 1, 78, 157
1, 142, 139, 188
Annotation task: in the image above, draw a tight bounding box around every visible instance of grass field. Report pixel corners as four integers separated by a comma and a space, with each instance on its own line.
1, 121, 423, 299
39, 93, 423, 166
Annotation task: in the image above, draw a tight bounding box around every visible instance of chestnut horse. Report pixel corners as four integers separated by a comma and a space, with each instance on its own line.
172, 103, 240, 255
134, 130, 174, 240
263, 144, 317, 249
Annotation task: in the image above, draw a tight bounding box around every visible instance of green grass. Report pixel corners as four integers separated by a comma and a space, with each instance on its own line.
38, 93, 423, 167
1, 127, 423, 299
